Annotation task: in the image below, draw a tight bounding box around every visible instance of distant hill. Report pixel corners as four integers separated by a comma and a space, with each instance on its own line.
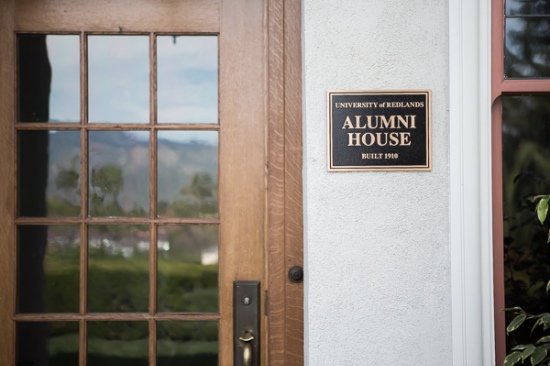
45, 130, 218, 217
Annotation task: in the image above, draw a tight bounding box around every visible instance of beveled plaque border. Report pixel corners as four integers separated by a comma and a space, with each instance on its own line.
327, 89, 432, 172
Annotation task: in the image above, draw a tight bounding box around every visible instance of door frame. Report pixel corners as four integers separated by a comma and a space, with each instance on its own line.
0, 0, 303, 365
266, 1, 304, 365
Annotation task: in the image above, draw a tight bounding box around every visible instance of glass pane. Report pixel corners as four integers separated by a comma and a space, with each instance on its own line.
157, 131, 218, 218
502, 95, 550, 351
88, 36, 149, 123
157, 321, 218, 366
17, 322, 79, 366
17, 225, 80, 313
88, 225, 149, 312
157, 225, 218, 312
18, 35, 80, 123
89, 131, 149, 217
88, 322, 148, 366
19, 130, 81, 217
157, 36, 218, 123
507, 0, 550, 15
505, 18, 550, 78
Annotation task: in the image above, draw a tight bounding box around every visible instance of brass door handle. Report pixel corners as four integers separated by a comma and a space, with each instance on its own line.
239, 331, 254, 366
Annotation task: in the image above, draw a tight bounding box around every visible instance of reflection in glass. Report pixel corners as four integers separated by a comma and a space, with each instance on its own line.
507, 0, 550, 15
89, 131, 149, 217
157, 131, 218, 218
88, 322, 148, 366
502, 95, 550, 351
88, 225, 149, 313
157, 36, 218, 123
19, 131, 81, 217
17, 322, 79, 366
18, 35, 80, 123
157, 225, 218, 312
157, 321, 218, 366
505, 18, 550, 78
17, 225, 80, 313
88, 36, 149, 123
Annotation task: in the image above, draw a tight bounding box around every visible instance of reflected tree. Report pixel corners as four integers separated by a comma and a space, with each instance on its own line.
55, 156, 79, 193
90, 164, 124, 215
503, 95, 550, 352
178, 172, 217, 217
505, 0, 550, 77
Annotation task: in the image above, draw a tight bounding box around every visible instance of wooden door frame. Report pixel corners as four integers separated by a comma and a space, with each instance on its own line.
0, 1, 303, 365
266, 1, 304, 365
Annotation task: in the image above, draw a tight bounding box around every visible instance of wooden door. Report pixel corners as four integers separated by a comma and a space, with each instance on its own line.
0, 1, 303, 365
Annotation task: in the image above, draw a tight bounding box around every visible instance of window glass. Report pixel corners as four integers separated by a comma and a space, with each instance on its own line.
88, 36, 149, 123
18, 35, 80, 123
502, 95, 550, 350
505, 18, 550, 78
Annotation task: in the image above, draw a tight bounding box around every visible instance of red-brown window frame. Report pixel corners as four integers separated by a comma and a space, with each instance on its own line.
491, 1, 550, 364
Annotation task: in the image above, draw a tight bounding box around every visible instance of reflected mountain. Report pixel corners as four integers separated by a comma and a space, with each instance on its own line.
46, 131, 218, 217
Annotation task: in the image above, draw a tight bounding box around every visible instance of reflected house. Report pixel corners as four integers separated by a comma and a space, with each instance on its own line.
88, 229, 150, 258
200, 246, 218, 266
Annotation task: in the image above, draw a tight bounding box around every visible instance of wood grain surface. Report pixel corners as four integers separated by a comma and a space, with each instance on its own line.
1, 1, 303, 365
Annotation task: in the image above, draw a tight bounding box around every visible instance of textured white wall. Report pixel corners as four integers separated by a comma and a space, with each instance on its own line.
303, 1, 451, 365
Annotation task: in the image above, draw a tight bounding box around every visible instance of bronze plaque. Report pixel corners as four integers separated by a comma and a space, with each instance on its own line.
327, 90, 432, 171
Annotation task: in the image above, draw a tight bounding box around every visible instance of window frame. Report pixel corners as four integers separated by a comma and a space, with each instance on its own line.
491, 0, 550, 364
449, 0, 493, 365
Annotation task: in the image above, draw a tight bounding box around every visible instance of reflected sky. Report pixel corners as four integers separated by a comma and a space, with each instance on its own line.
157, 36, 218, 123
46, 36, 80, 122
88, 36, 149, 123
507, 0, 550, 15
22, 34, 219, 132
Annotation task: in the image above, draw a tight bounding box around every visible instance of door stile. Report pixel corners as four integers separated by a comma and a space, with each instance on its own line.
266, 0, 304, 364
266, 0, 286, 364
219, 0, 267, 364
0, 2, 16, 366
283, 0, 304, 364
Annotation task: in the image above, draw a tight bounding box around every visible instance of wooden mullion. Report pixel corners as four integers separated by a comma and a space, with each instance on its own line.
80, 31, 88, 366
0, 2, 16, 366
81, 31, 87, 126
149, 41, 158, 364
149, 313, 220, 321
15, 123, 82, 130
150, 33, 156, 128
79, 222, 88, 316
80, 30, 88, 316
15, 217, 221, 226
15, 217, 82, 225
153, 124, 220, 130
14, 312, 220, 321
149, 318, 156, 366
79, 318, 87, 366
149, 221, 157, 316
14, 123, 221, 131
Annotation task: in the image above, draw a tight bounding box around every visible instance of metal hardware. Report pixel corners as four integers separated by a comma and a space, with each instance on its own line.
239, 331, 254, 366
288, 265, 304, 283
234, 281, 260, 366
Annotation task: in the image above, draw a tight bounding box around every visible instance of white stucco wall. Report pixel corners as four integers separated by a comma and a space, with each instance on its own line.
303, 1, 452, 365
